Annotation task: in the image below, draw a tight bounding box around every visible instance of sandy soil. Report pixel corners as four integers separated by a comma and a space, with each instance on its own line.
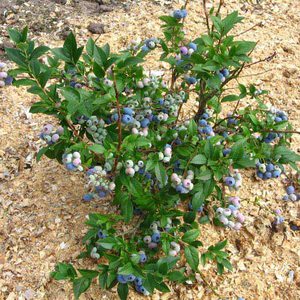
0, 0, 299, 299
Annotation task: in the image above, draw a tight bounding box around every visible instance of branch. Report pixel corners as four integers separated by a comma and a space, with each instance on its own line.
235, 21, 263, 37
245, 52, 276, 68
202, 0, 210, 33
112, 69, 123, 172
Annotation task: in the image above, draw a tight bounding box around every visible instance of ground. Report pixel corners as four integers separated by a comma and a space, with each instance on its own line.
0, 0, 299, 299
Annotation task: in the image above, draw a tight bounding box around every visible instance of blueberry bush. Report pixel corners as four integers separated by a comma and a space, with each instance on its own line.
5, 2, 300, 299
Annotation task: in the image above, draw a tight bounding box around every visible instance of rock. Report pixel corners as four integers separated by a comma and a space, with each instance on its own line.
88, 23, 105, 34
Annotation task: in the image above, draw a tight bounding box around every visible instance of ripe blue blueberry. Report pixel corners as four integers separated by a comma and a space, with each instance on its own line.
140, 118, 150, 128
83, 193, 94, 201
122, 114, 133, 124
124, 274, 136, 282
139, 253, 147, 263
134, 277, 143, 286
173, 10, 183, 19
117, 275, 127, 284
123, 107, 133, 116
66, 163, 76, 171
186, 77, 197, 84
224, 177, 236, 187
188, 42, 197, 51
199, 119, 207, 126
151, 232, 161, 243
272, 170, 281, 178
286, 186, 295, 195
221, 69, 230, 77
266, 163, 274, 172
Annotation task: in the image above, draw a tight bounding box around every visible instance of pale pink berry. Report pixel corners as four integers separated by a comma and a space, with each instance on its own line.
0, 72, 7, 79
0, 81, 5, 88
125, 167, 135, 176
132, 128, 139, 134
164, 147, 172, 157
73, 158, 81, 166
236, 212, 245, 223
183, 179, 191, 188
234, 222, 242, 230
229, 196, 240, 206
168, 250, 177, 257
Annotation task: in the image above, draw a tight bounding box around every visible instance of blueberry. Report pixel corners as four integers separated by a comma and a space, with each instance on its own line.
186, 77, 197, 84
282, 194, 289, 201
275, 117, 282, 123
134, 277, 143, 286
173, 10, 183, 19
66, 163, 76, 171
180, 46, 188, 56
124, 274, 135, 282
217, 72, 225, 82
139, 253, 147, 263
140, 118, 150, 128
151, 232, 161, 243
188, 42, 197, 51
181, 9, 187, 18
266, 163, 274, 172
199, 119, 207, 126
141, 45, 150, 52
224, 177, 236, 187
272, 170, 281, 178
83, 193, 94, 201
123, 107, 133, 116
257, 171, 264, 179
223, 148, 231, 156
286, 186, 295, 195
117, 274, 127, 284
4, 76, 13, 85
221, 69, 230, 77
121, 114, 133, 124
265, 172, 272, 179
97, 229, 106, 239
201, 113, 209, 119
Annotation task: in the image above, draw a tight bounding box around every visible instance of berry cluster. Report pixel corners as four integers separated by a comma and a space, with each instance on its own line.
40, 124, 64, 145
84, 165, 116, 200
273, 209, 284, 225
158, 144, 172, 163
77, 116, 107, 144
0, 62, 13, 87
175, 42, 197, 67
124, 159, 145, 177
172, 9, 187, 19
263, 132, 283, 144
141, 38, 159, 52
216, 196, 245, 230
224, 170, 242, 191
117, 274, 150, 296
171, 170, 194, 194
198, 111, 215, 139
217, 68, 230, 82
62, 152, 83, 171
282, 185, 299, 202
143, 220, 172, 249
270, 108, 288, 123
227, 112, 239, 126
256, 162, 282, 180
168, 241, 181, 257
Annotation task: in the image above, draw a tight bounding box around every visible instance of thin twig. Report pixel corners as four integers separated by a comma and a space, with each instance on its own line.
245, 52, 276, 68
202, 0, 210, 33
112, 68, 122, 172
235, 21, 263, 37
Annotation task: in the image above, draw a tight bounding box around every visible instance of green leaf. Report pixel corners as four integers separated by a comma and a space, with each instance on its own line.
88, 144, 105, 154
51, 263, 77, 280
73, 277, 91, 300
222, 11, 244, 35
118, 263, 135, 276
78, 269, 99, 279
182, 229, 200, 244
120, 197, 133, 223
98, 237, 117, 250
117, 283, 128, 300
191, 154, 207, 165
221, 94, 240, 102
5, 47, 27, 67
30, 46, 50, 60
184, 246, 199, 271
192, 191, 204, 211
155, 163, 167, 187
197, 169, 212, 181
168, 270, 186, 283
